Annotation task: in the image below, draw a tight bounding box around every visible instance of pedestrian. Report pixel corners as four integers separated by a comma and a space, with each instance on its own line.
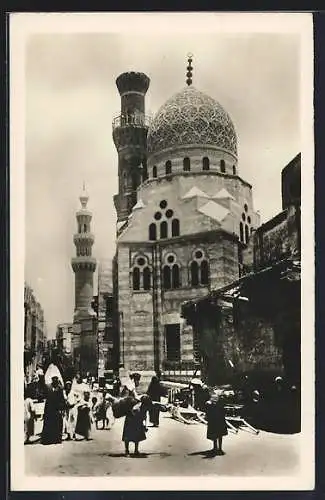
93, 394, 108, 430
122, 395, 152, 456
24, 385, 36, 444
112, 373, 121, 397
105, 393, 115, 429
75, 391, 93, 440
63, 380, 77, 440
205, 392, 228, 455
41, 376, 66, 445
146, 375, 165, 427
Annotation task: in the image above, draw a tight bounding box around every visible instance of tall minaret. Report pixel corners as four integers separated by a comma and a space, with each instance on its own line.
112, 71, 150, 229
71, 184, 97, 320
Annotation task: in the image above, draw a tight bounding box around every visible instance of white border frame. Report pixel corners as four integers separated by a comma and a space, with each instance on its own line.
10, 12, 315, 491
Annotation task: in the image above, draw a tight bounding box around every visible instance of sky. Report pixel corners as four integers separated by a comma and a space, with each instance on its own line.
24, 29, 301, 338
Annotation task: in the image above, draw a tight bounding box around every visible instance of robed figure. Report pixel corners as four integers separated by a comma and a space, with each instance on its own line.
41, 376, 66, 445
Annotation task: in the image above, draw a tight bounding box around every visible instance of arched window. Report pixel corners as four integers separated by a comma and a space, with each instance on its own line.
152, 166, 157, 178
160, 220, 168, 239
200, 260, 209, 285
240, 222, 244, 242
220, 159, 226, 173
143, 267, 151, 290
202, 157, 210, 171
190, 261, 199, 287
165, 160, 172, 175
132, 267, 140, 291
245, 224, 249, 244
172, 264, 180, 289
83, 224, 87, 232
172, 218, 180, 237
163, 265, 171, 290
233, 165, 236, 175
149, 223, 156, 241
78, 223, 81, 233
183, 157, 191, 171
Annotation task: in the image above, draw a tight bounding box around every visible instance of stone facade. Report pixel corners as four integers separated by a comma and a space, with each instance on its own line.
24, 283, 47, 382
97, 259, 117, 376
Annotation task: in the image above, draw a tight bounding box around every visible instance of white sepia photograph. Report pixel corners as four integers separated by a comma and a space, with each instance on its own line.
10, 12, 314, 491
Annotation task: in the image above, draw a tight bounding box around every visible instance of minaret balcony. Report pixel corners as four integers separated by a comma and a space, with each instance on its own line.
71, 256, 97, 272
112, 113, 151, 131
73, 233, 95, 244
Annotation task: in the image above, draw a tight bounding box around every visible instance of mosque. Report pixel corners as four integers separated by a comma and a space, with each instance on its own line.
112, 57, 261, 383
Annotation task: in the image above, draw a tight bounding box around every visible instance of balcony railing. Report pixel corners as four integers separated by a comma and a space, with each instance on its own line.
112, 113, 151, 130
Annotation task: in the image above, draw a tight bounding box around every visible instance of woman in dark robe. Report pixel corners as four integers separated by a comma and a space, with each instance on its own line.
41, 376, 66, 445
146, 376, 165, 427
205, 393, 228, 455
122, 395, 152, 456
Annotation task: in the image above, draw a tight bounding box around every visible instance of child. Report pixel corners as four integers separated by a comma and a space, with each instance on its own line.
93, 395, 109, 430
205, 393, 228, 455
24, 386, 36, 444
122, 395, 152, 456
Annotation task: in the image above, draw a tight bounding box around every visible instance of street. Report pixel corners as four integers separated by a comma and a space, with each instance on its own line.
25, 413, 300, 477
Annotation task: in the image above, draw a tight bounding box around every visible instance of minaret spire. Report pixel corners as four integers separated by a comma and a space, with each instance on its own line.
186, 53, 193, 86
79, 182, 89, 209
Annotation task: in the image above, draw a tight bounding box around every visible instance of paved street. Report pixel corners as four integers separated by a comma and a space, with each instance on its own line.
25, 413, 300, 477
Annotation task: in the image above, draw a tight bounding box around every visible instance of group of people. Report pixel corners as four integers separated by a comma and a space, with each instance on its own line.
24, 367, 229, 457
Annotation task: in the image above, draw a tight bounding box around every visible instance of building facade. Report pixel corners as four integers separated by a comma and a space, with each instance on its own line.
182, 154, 301, 387
24, 283, 47, 381
71, 186, 97, 376
113, 60, 260, 383
56, 322, 74, 355
96, 260, 117, 377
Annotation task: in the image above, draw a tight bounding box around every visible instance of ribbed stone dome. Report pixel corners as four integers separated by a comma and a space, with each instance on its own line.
147, 86, 237, 157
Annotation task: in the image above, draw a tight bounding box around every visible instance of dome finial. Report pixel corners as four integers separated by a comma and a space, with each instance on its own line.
186, 53, 193, 86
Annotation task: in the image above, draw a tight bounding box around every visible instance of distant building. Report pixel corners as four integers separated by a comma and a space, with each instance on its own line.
24, 283, 47, 382
56, 323, 74, 355
95, 260, 117, 377
182, 154, 301, 387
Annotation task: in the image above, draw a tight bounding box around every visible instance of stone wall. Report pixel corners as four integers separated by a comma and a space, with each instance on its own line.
117, 230, 241, 380
195, 299, 284, 386
119, 172, 259, 245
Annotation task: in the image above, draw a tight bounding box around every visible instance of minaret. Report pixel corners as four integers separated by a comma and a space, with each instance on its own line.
112, 71, 150, 229
71, 184, 97, 320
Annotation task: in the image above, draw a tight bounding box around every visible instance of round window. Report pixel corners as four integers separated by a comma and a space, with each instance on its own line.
195, 250, 203, 259
244, 203, 248, 212
154, 211, 162, 221
160, 200, 168, 209
166, 209, 174, 218
242, 213, 246, 222
137, 257, 145, 266
247, 216, 251, 224
167, 255, 175, 264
